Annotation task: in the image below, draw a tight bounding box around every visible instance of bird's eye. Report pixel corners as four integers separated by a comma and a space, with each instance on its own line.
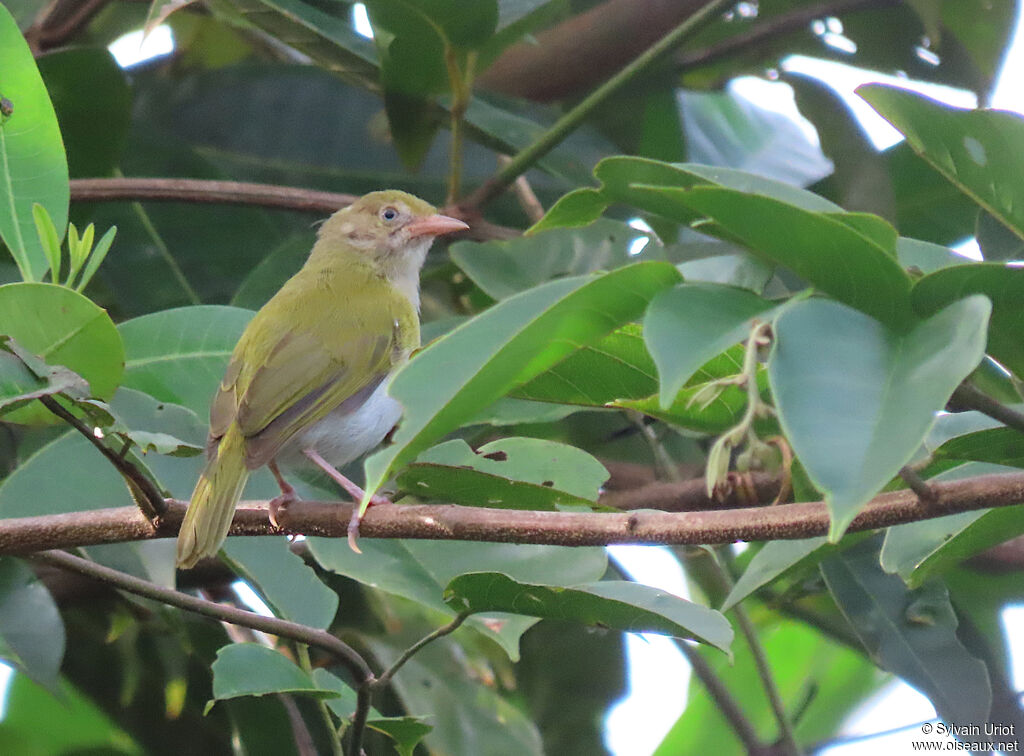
381, 207, 399, 222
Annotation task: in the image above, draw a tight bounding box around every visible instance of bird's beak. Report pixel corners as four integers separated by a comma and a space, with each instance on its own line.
406, 214, 470, 238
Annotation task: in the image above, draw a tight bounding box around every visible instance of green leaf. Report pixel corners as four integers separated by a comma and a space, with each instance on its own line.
224, 0, 379, 89
721, 538, 827, 612
511, 323, 658, 406
611, 381, 751, 435
210, 643, 337, 703
820, 539, 991, 726
75, 225, 116, 292
119, 305, 254, 417
0, 673, 141, 755
0, 557, 65, 691
308, 539, 607, 660
369, 627, 543, 755
31, 203, 61, 282
0, 335, 89, 413
768, 296, 990, 539
531, 156, 841, 234
98, 387, 207, 458
450, 218, 659, 299
912, 263, 1024, 378
896, 236, 968, 273
369, 0, 498, 48
445, 573, 733, 653
976, 210, 1024, 262
666, 188, 914, 327
367, 717, 434, 756
0, 282, 124, 424
224, 539, 339, 630
362, 262, 682, 503
932, 426, 1024, 469
397, 437, 608, 510
0, 3, 69, 281
644, 283, 779, 407
859, 84, 1024, 242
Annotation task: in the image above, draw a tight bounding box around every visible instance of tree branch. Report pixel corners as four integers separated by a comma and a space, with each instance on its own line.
70, 177, 358, 214
68, 177, 519, 241
673, 0, 899, 72
950, 382, 1024, 435
461, 0, 734, 209
31, 549, 373, 683
2, 472, 1022, 554
39, 395, 167, 520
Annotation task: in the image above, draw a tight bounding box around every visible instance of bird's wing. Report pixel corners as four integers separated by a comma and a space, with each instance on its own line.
209, 281, 414, 469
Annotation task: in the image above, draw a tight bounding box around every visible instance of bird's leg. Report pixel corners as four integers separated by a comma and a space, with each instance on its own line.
268, 460, 298, 530
302, 448, 390, 554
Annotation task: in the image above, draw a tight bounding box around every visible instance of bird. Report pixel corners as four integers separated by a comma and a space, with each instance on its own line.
175, 190, 468, 568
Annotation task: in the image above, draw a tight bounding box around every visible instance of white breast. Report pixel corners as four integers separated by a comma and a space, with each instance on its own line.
278, 380, 403, 470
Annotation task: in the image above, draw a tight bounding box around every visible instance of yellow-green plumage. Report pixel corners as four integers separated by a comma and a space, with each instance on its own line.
176, 191, 466, 568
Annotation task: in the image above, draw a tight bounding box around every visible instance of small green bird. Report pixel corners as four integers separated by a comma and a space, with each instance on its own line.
176, 191, 468, 568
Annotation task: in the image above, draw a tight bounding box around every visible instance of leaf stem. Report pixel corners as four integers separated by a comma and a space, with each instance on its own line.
38, 394, 167, 519
373, 612, 470, 691
462, 0, 733, 208
951, 381, 1024, 435
295, 643, 344, 756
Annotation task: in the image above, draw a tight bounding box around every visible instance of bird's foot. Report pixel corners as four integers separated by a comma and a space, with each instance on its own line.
346, 492, 391, 554
268, 490, 298, 530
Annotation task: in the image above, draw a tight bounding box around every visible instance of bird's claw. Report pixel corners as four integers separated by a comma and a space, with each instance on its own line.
268, 491, 298, 530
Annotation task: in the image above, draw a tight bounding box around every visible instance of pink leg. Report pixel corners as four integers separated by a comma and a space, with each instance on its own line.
303, 448, 390, 553
267, 460, 298, 530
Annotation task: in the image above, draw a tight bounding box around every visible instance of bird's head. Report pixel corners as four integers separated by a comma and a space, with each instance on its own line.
319, 190, 468, 264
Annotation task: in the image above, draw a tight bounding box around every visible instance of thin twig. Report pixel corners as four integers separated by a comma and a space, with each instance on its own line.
68, 177, 520, 241
70, 177, 357, 214
373, 612, 470, 691
3, 471, 1024, 553
497, 156, 545, 223
674, 639, 764, 752
461, 0, 735, 209
898, 466, 937, 503
732, 601, 802, 755
30, 550, 375, 685
951, 382, 1024, 435
674, 0, 899, 72
38, 395, 167, 519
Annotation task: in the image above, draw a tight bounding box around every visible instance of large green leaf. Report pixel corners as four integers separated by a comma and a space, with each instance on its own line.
0, 335, 89, 414
362, 262, 681, 502
308, 538, 607, 660
0, 282, 124, 424
445, 573, 733, 653
211, 643, 337, 702
768, 296, 990, 538
644, 283, 779, 407
119, 305, 253, 417
860, 84, 1024, 243
450, 219, 659, 300
820, 539, 991, 726
224, 539, 339, 630
511, 323, 658, 406
664, 188, 914, 327
532, 156, 841, 232
721, 538, 827, 612
397, 437, 608, 510
912, 263, 1024, 378
0, 558, 65, 691
0, 3, 69, 281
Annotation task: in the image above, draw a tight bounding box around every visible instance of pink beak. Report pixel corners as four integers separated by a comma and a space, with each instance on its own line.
406, 214, 470, 238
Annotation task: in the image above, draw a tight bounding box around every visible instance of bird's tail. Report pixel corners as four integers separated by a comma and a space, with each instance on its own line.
176, 427, 250, 568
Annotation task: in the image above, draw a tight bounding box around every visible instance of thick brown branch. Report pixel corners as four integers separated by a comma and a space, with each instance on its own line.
479, 0, 709, 102
1, 472, 1022, 554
